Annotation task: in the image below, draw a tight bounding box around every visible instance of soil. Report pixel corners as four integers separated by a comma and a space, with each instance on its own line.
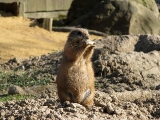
0, 11, 160, 120
0, 49, 160, 120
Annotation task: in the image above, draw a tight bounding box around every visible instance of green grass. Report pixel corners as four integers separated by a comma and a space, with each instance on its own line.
95, 83, 100, 88
0, 94, 35, 102
0, 70, 49, 102
0, 70, 51, 91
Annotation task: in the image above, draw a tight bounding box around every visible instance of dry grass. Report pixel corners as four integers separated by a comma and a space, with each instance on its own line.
0, 15, 102, 63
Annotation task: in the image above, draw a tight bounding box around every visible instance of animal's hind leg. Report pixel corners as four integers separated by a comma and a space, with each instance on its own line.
57, 90, 70, 103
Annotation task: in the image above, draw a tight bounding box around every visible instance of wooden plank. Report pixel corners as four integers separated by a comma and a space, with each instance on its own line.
52, 0, 58, 10
0, 0, 73, 11
55, 0, 64, 10
24, 11, 68, 18
36, 0, 46, 12
19, 1, 25, 16
25, 0, 37, 12
64, 0, 73, 10
0, 0, 26, 3
46, 0, 54, 11
43, 18, 53, 31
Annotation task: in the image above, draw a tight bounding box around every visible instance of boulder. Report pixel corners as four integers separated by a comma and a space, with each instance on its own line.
129, 0, 159, 17
67, 0, 160, 35
66, 0, 103, 24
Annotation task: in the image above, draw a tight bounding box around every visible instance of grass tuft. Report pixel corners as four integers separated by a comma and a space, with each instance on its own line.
0, 94, 35, 102
0, 70, 51, 91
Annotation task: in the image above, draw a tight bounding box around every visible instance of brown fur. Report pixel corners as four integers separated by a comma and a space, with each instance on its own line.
56, 28, 95, 107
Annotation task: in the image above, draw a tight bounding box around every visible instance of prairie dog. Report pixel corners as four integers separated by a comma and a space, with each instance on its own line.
56, 28, 95, 107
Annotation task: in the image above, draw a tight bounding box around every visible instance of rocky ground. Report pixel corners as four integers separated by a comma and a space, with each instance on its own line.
0, 34, 160, 119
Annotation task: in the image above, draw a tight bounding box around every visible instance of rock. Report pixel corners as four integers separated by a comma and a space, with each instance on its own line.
18, 100, 27, 107
103, 87, 115, 94
88, 114, 97, 119
54, 113, 63, 120
62, 101, 71, 107
129, 0, 159, 17
0, 110, 5, 117
67, 0, 160, 35
26, 115, 38, 120
73, 113, 87, 119
43, 99, 57, 106
0, 102, 4, 107
104, 102, 115, 115
38, 106, 48, 112
110, 95, 118, 102
63, 107, 77, 113
156, 84, 160, 90
8, 85, 26, 95
69, 103, 86, 111
8, 57, 23, 64
46, 113, 54, 119
114, 108, 124, 115
8, 116, 14, 120
41, 92, 49, 99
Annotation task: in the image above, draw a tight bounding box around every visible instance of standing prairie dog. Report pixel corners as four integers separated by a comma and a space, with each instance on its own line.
56, 28, 95, 107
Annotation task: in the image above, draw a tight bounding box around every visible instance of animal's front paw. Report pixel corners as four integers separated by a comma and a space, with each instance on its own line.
85, 39, 96, 47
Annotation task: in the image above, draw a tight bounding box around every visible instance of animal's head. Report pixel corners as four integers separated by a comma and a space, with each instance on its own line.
66, 28, 95, 48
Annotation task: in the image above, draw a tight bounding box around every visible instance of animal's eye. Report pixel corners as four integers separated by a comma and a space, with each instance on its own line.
77, 41, 80, 44
77, 31, 82, 35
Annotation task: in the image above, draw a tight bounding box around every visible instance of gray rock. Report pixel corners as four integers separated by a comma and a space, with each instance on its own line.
46, 113, 55, 119
0, 110, 5, 117
67, 0, 160, 35
69, 103, 86, 111
8, 116, 15, 120
104, 102, 115, 115
73, 113, 87, 119
8, 85, 26, 95
63, 107, 77, 113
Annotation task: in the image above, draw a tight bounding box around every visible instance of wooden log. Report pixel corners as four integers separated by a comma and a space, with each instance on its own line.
43, 18, 53, 32
52, 27, 107, 36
